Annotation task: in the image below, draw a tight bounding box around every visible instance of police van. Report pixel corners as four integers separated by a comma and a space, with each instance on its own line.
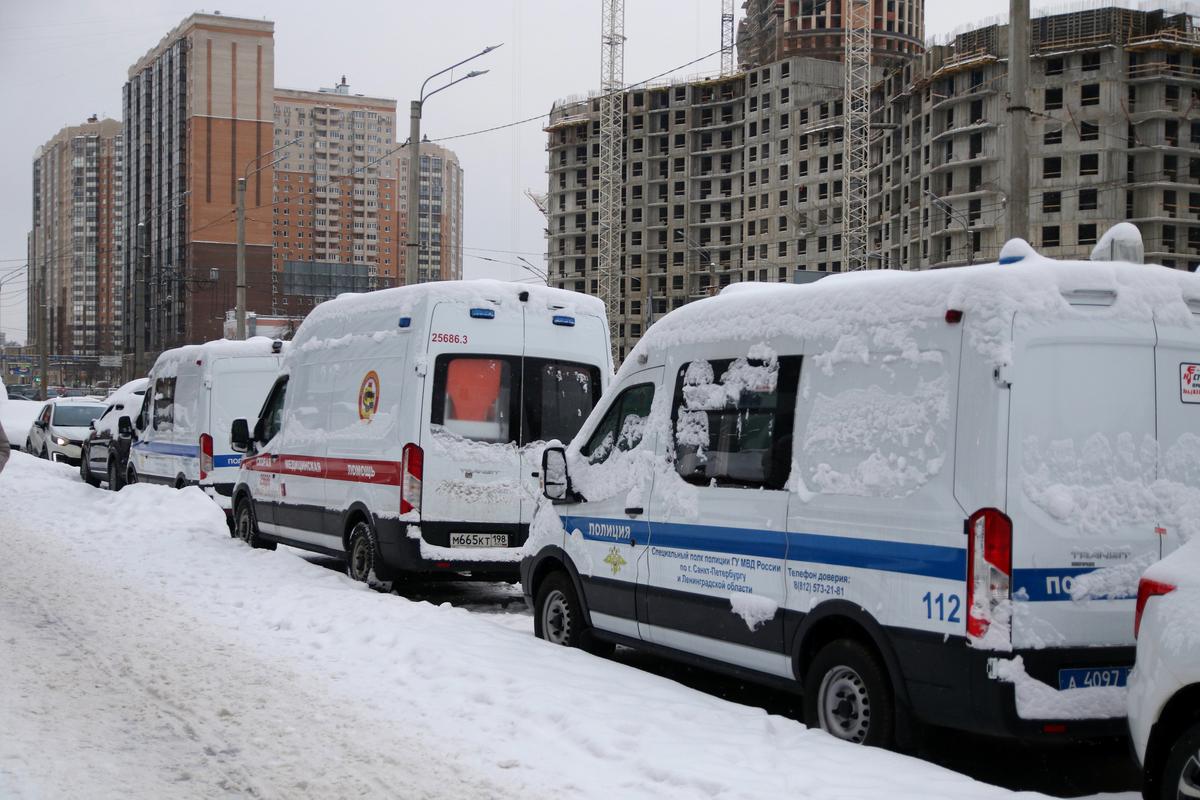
229, 280, 611, 584
127, 338, 285, 511
523, 238, 1200, 747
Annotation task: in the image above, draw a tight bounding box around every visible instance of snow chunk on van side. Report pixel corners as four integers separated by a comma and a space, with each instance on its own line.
729, 593, 779, 631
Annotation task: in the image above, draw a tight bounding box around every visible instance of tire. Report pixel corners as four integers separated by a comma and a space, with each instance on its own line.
1158, 720, 1200, 800
345, 520, 391, 591
81, 452, 101, 487
40, 445, 49, 460
126, 464, 139, 485
24, 439, 32, 453
803, 639, 895, 748
234, 497, 276, 551
533, 571, 614, 656
108, 453, 125, 491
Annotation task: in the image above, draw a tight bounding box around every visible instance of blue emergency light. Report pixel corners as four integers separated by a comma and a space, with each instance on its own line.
469, 307, 496, 319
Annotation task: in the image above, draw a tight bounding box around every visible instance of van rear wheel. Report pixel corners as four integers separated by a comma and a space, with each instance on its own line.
804, 639, 895, 748
1159, 720, 1200, 800
346, 520, 390, 591
234, 498, 276, 551
108, 454, 124, 491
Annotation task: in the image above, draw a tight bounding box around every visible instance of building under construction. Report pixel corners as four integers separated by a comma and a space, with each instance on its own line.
545, 4, 1199, 361
737, 0, 924, 69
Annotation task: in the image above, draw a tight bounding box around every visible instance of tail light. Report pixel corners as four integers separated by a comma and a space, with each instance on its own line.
400, 443, 423, 516
966, 508, 1012, 640
199, 433, 213, 481
1134, 578, 1175, 638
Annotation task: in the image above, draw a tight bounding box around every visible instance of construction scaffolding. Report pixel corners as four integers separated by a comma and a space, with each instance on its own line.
721, 0, 736, 76
843, 0, 871, 271
598, 0, 625, 364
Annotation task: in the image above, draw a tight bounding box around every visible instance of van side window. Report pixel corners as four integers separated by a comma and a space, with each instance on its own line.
431, 355, 516, 444
260, 377, 289, 444
522, 359, 602, 445
672, 355, 800, 489
581, 383, 655, 464
153, 377, 176, 431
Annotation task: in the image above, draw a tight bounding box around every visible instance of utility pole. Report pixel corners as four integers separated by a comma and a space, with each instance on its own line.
1006, 0, 1030, 242
236, 176, 247, 339
39, 256, 49, 399
406, 101, 422, 288
135, 222, 146, 376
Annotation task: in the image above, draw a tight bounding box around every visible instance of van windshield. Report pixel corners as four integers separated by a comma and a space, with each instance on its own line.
53, 403, 105, 427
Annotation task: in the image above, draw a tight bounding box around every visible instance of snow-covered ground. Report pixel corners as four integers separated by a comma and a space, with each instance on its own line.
0, 452, 1119, 799
0, 398, 42, 449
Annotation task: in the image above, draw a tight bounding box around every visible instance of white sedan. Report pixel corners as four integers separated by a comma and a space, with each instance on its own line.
1128, 538, 1200, 800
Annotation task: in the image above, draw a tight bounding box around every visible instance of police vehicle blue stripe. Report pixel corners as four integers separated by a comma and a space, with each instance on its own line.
565, 516, 966, 581
132, 441, 200, 457
213, 454, 243, 469
1013, 567, 1136, 602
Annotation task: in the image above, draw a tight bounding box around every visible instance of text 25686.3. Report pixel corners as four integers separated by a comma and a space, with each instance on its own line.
431, 332, 468, 345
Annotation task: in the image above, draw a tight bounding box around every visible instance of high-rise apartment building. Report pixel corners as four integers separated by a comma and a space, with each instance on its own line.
869, 6, 1200, 270
271, 79, 401, 312
28, 116, 124, 368
399, 142, 464, 283
548, 5, 1198, 362
122, 12, 275, 362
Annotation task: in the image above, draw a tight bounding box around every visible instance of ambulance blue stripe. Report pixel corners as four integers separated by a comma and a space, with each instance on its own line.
566, 516, 966, 581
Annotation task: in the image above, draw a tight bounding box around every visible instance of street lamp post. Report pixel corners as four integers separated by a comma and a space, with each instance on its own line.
236, 136, 300, 339
923, 189, 974, 266
406, 45, 501, 288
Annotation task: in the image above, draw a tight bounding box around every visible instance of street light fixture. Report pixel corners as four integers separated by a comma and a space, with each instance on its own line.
407, 45, 501, 288
236, 136, 301, 339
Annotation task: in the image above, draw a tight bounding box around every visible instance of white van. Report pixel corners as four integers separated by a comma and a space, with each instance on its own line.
524, 242, 1200, 747
229, 280, 611, 584
128, 337, 286, 511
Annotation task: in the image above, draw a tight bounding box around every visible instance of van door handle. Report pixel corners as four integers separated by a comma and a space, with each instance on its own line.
624, 507, 643, 516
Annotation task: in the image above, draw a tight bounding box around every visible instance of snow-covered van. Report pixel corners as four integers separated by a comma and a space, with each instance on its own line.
524, 238, 1200, 747
127, 338, 286, 510
229, 280, 611, 583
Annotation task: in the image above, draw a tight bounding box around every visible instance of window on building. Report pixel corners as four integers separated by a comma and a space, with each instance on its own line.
1078, 188, 1098, 210
1081, 52, 1101, 71
1043, 225, 1061, 248
1046, 57, 1065, 75
1078, 223, 1098, 245
1080, 121, 1099, 141
1043, 157, 1062, 179
1045, 87, 1063, 110
1081, 84, 1100, 106
1080, 153, 1099, 176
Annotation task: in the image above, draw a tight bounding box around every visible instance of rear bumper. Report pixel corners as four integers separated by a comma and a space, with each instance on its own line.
375, 518, 523, 580
894, 631, 1134, 740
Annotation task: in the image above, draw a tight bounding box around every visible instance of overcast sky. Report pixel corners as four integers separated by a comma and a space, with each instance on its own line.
0, 0, 1017, 344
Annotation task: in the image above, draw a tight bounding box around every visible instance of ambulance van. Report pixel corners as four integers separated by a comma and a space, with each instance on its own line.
524, 239, 1200, 747
126, 338, 286, 510
229, 280, 611, 584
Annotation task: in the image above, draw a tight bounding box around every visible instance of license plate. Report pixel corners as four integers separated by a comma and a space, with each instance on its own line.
449, 533, 509, 548
1057, 667, 1130, 690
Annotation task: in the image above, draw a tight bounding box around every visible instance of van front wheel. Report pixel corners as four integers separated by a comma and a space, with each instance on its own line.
804, 639, 895, 748
235, 498, 276, 551
534, 572, 613, 656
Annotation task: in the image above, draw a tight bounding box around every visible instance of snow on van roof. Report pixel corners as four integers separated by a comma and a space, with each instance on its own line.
626, 246, 1200, 380
300, 279, 606, 328
150, 337, 285, 377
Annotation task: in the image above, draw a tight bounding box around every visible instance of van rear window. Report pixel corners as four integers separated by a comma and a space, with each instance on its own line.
430, 355, 602, 445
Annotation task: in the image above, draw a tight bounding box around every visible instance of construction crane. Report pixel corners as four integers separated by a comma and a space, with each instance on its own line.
523, 189, 548, 217
843, 0, 872, 271
721, 0, 735, 75
598, 0, 625, 364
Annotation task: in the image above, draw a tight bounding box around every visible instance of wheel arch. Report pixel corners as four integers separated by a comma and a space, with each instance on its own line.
339, 502, 376, 552
1143, 682, 1200, 798
525, 545, 594, 626
790, 599, 912, 712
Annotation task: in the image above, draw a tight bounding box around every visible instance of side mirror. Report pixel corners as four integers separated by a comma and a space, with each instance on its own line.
230, 418, 251, 453
542, 446, 571, 502
117, 416, 133, 438
36, 419, 47, 429
89, 420, 96, 432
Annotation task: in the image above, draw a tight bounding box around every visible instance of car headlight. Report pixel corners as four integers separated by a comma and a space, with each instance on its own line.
54, 436, 69, 446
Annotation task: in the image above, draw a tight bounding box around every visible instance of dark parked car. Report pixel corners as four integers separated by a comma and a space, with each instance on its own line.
80, 378, 148, 489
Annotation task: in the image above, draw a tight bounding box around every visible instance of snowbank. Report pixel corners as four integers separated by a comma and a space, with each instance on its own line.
993, 657, 1126, 720
0, 452, 1032, 800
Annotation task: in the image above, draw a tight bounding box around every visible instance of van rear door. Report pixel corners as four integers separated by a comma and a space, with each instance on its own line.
519, 308, 608, 526
1006, 317, 1161, 651
1153, 311, 1200, 559
421, 301, 524, 545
